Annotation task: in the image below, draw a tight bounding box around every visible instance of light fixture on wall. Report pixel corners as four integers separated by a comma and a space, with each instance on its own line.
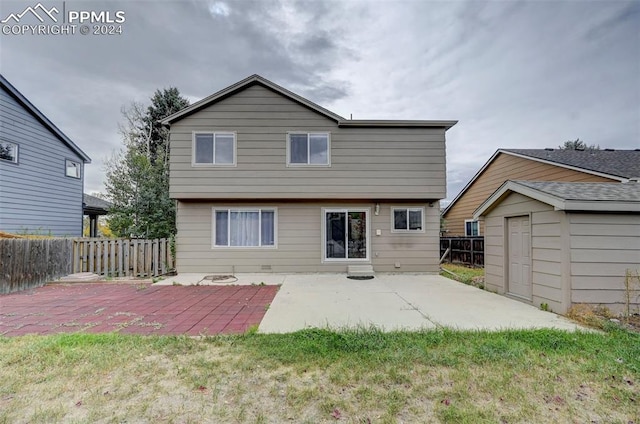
374, 203, 380, 215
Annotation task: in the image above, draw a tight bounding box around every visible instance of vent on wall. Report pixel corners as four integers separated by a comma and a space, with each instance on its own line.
261, 265, 272, 271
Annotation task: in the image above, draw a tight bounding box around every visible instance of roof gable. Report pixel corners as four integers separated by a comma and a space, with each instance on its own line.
161, 74, 345, 125
443, 148, 639, 216
161, 74, 457, 130
0, 74, 91, 163
474, 180, 640, 217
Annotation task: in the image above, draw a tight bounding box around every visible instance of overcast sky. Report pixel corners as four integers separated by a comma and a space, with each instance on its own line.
1, 0, 638, 204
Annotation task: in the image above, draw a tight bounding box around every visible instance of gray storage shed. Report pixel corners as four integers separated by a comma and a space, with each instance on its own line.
474, 181, 640, 314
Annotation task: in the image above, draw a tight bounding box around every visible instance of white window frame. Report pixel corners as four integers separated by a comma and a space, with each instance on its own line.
192, 131, 237, 167
286, 132, 331, 167
322, 207, 370, 262
391, 207, 425, 233
65, 159, 81, 179
0, 141, 18, 164
212, 207, 278, 249
465, 219, 480, 236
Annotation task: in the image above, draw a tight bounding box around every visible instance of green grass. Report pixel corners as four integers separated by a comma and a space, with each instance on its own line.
440, 263, 485, 287
0, 328, 638, 423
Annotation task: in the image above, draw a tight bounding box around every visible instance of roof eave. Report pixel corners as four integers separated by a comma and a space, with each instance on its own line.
473, 180, 565, 218
0, 74, 91, 163
338, 120, 458, 130
561, 200, 640, 213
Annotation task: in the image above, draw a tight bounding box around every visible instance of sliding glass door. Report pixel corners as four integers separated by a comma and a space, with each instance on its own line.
324, 209, 369, 261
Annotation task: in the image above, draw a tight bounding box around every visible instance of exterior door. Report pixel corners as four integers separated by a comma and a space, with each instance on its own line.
324, 209, 369, 261
507, 216, 531, 299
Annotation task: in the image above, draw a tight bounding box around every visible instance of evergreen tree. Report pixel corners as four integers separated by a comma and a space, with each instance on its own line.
105, 89, 189, 238
558, 138, 600, 151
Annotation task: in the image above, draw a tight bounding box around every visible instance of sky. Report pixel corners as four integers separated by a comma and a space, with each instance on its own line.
1, 0, 639, 204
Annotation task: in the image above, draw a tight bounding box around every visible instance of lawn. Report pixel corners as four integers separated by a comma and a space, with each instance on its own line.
1, 328, 638, 423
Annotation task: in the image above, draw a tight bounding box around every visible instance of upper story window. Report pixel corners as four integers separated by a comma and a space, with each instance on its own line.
193, 132, 236, 166
287, 132, 330, 166
0, 141, 18, 164
65, 159, 81, 178
392, 207, 424, 232
465, 219, 480, 236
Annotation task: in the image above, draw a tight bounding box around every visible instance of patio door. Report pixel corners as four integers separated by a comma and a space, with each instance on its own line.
324, 209, 369, 261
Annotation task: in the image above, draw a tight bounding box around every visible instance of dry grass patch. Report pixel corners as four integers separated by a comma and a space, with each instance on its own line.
440, 264, 485, 288
0, 328, 638, 423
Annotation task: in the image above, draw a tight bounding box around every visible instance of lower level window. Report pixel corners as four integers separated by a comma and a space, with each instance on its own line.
392, 207, 424, 232
214, 208, 276, 247
465, 220, 479, 236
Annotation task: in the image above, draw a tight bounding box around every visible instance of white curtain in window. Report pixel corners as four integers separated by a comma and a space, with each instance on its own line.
261, 211, 275, 246
230, 211, 260, 246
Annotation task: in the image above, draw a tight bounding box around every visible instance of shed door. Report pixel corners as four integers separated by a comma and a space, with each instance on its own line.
507, 216, 531, 299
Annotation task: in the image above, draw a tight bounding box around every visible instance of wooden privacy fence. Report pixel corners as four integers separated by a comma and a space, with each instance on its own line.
72, 238, 174, 278
440, 237, 484, 267
0, 238, 73, 294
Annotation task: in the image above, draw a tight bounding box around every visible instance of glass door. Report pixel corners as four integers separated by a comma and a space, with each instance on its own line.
324, 209, 368, 261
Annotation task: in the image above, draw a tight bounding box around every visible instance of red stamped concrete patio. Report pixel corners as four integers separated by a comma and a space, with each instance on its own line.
0, 283, 279, 337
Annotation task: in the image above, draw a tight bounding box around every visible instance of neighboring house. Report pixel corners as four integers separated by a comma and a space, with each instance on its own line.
474, 181, 640, 314
442, 148, 640, 237
0, 74, 91, 236
161, 74, 456, 274
83, 193, 111, 237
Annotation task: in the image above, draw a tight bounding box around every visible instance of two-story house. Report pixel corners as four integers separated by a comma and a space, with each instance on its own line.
0, 74, 91, 236
161, 75, 456, 274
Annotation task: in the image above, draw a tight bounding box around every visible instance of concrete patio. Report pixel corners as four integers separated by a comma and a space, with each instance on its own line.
159, 273, 583, 332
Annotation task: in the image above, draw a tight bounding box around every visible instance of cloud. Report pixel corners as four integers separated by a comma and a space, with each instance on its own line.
1, 0, 637, 201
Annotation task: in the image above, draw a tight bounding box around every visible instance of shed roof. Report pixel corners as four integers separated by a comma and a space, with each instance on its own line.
0, 74, 91, 163
160, 74, 457, 130
474, 181, 640, 217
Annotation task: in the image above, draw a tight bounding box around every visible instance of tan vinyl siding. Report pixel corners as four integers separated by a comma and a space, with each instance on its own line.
569, 213, 640, 313
169, 85, 446, 200
443, 153, 616, 236
482, 193, 568, 312
175, 200, 440, 274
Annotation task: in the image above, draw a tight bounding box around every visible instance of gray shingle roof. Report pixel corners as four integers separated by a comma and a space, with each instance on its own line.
513, 181, 640, 202
503, 149, 640, 179
83, 194, 111, 214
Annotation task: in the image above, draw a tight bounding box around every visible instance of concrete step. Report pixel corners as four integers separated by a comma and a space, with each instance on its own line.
347, 265, 375, 277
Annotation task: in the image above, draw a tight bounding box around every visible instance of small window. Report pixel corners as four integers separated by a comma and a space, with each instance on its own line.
0, 141, 18, 163
213, 208, 276, 247
287, 132, 330, 166
65, 159, 81, 178
193, 132, 236, 166
392, 208, 424, 232
465, 220, 480, 236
